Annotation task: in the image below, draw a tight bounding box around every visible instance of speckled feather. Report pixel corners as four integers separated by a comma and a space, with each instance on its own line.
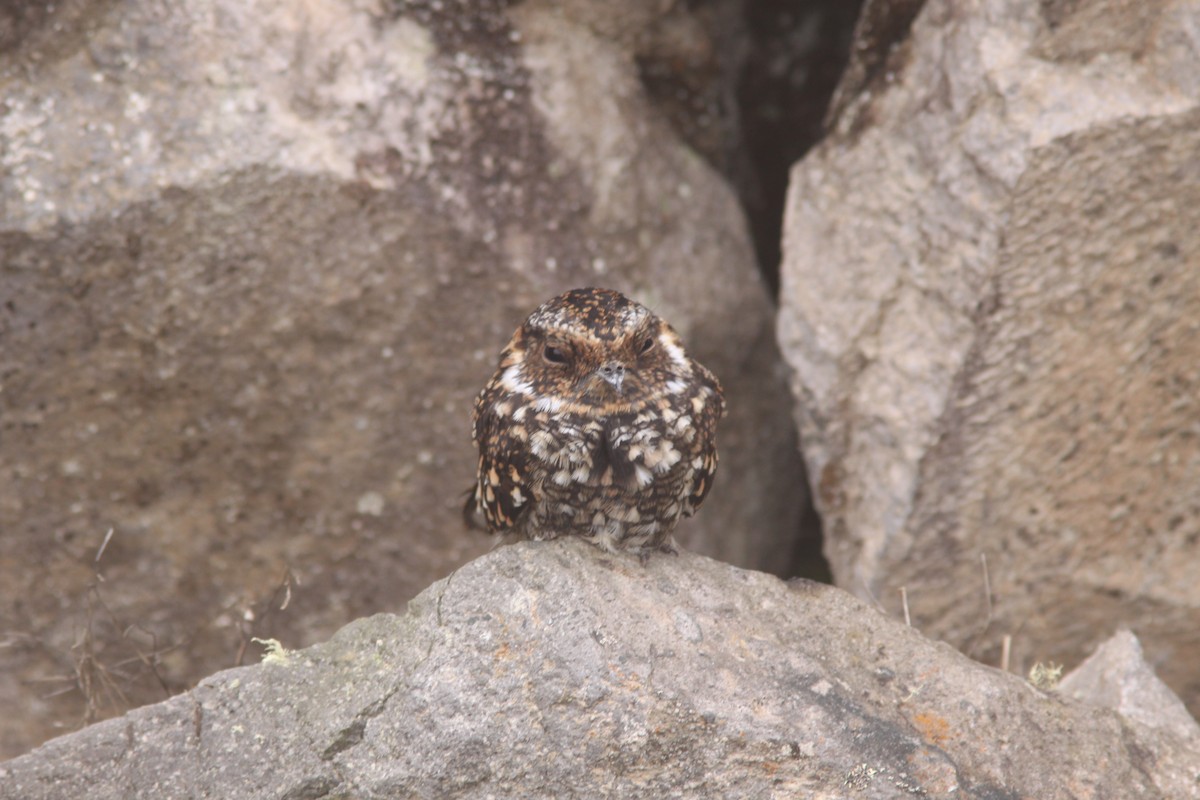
467, 287, 725, 558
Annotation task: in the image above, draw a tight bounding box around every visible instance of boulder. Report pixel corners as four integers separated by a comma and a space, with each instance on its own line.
0, 0, 802, 756
778, 0, 1200, 711
1, 540, 1197, 799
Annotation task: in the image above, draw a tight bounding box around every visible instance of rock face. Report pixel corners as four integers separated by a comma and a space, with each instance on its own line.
1062, 629, 1200, 745
2, 540, 1197, 799
778, 0, 1200, 710
0, 0, 803, 757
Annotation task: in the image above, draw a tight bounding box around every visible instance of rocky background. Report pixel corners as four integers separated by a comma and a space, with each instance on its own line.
3, 0, 1199, 792
779, 0, 1200, 717
1, 0, 821, 757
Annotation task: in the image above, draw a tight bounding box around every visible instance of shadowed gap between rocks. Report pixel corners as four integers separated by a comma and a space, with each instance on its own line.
636, 0, 867, 582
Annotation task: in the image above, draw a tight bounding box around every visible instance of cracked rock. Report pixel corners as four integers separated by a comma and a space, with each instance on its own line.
778, 0, 1200, 713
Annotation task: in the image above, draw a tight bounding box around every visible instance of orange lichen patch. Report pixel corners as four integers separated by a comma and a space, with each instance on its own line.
912, 712, 951, 746
605, 663, 645, 691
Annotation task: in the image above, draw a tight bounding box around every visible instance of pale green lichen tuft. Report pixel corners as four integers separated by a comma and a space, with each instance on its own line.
1028, 661, 1063, 690
252, 637, 291, 665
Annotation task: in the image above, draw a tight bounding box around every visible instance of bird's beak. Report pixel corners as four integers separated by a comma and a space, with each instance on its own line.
597, 361, 626, 396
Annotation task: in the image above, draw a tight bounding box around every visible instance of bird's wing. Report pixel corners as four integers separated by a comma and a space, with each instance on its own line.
682, 367, 726, 515
471, 393, 533, 534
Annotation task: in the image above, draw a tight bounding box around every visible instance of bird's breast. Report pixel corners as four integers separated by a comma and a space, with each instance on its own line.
523, 407, 691, 493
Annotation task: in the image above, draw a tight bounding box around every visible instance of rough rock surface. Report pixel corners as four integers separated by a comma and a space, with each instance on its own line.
0, 0, 803, 757
778, 0, 1200, 710
1062, 629, 1200, 744
2, 540, 1197, 799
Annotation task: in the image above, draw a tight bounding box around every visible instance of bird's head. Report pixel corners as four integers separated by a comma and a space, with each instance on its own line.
495, 287, 695, 415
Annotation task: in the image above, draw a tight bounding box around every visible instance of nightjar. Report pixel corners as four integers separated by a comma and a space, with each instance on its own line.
466, 287, 725, 559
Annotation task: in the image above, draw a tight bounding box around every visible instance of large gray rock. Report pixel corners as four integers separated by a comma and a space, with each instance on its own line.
2, 540, 1197, 799
779, 0, 1200, 710
0, 0, 803, 756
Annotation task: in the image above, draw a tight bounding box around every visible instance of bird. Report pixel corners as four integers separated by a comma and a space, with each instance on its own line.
466, 287, 726, 560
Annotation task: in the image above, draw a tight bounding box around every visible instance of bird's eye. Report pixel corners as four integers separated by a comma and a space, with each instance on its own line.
543, 344, 568, 364
639, 337, 656, 354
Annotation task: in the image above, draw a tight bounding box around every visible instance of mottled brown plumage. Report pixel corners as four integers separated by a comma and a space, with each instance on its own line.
466, 287, 725, 559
